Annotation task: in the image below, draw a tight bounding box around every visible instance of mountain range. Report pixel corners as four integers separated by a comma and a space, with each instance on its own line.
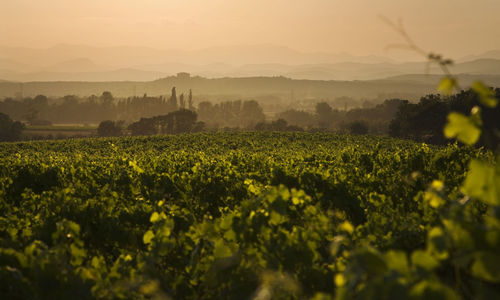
1, 44, 499, 82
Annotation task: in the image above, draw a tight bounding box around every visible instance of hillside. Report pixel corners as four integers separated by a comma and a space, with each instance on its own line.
2, 74, 500, 103
1, 44, 500, 81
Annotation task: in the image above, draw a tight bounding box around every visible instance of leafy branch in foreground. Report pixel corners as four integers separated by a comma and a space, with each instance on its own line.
332, 18, 500, 300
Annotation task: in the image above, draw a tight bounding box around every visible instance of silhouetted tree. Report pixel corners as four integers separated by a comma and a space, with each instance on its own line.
188, 89, 194, 110
168, 87, 178, 110
240, 100, 265, 128
277, 109, 315, 128
315, 102, 334, 129
179, 93, 185, 110
389, 95, 448, 143
167, 109, 197, 133
128, 109, 199, 135
97, 120, 123, 137
348, 120, 369, 135
100, 91, 114, 106
128, 118, 157, 136
0, 112, 24, 141
389, 89, 500, 147
192, 121, 205, 132
255, 118, 303, 132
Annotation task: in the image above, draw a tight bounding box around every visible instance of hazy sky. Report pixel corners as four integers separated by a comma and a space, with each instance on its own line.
2, 0, 500, 59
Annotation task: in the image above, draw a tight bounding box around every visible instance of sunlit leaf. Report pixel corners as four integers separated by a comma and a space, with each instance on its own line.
472, 81, 498, 108
411, 250, 439, 271
143, 230, 155, 245
213, 239, 233, 259
385, 250, 409, 274
462, 159, 500, 205
438, 77, 457, 95
409, 280, 458, 300
443, 112, 481, 145
472, 252, 500, 282
150, 212, 160, 223
339, 221, 354, 234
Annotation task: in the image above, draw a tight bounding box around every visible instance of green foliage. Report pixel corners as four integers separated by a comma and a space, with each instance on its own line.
97, 120, 123, 137
444, 112, 481, 145
0, 131, 497, 299
472, 82, 498, 108
390, 89, 500, 146
0, 112, 25, 141
438, 77, 457, 95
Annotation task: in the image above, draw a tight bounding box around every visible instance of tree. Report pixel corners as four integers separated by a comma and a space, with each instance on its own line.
0, 112, 24, 141
179, 93, 185, 110
277, 109, 315, 128
128, 118, 157, 136
100, 91, 114, 106
240, 100, 265, 128
188, 89, 194, 110
97, 120, 123, 137
166, 109, 197, 133
254, 119, 304, 132
315, 102, 334, 129
128, 109, 199, 135
168, 87, 178, 110
348, 120, 369, 135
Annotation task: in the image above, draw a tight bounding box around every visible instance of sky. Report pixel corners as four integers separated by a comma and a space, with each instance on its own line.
1, 0, 500, 59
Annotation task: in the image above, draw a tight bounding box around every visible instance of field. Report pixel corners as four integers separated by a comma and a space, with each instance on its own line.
22, 125, 98, 140
0, 132, 498, 299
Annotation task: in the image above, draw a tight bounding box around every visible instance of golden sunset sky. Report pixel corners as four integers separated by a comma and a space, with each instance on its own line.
1, 0, 499, 59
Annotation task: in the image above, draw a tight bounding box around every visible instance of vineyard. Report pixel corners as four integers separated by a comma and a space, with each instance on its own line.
0, 132, 499, 299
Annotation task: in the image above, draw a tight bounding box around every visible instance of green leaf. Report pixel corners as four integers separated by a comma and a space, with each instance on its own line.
269, 211, 286, 225
143, 230, 155, 245
220, 214, 234, 230
385, 250, 409, 275
150, 212, 160, 223
129, 160, 144, 173
339, 221, 354, 234
355, 249, 387, 275
427, 227, 449, 260
442, 219, 474, 249
70, 244, 86, 266
411, 250, 439, 271
213, 239, 233, 259
462, 159, 500, 205
410, 280, 459, 300
438, 77, 457, 95
472, 81, 498, 108
472, 252, 500, 283
443, 112, 481, 145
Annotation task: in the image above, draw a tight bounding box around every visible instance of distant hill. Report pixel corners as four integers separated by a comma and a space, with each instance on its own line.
0, 44, 395, 70
384, 74, 500, 87
0, 74, 468, 101
1, 44, 500, 81
450, 59, 500, 75
459, 50, 500, 62
0, 68, 168, 82
43, 58, 110, 73
0, 56, 498, 82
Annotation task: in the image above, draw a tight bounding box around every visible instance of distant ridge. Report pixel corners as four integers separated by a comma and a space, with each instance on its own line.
1, 74, 500, 100
0, 44, 499, 82
0, 58, 499, 82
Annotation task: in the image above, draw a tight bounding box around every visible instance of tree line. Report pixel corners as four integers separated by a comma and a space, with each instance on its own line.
0, 87, 192, 125
1, 87, 499, 146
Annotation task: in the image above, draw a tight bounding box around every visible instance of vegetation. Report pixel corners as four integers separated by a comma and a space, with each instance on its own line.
127, 109, 204, 136
390, 88, 500, 148
0, 112, 24, 141
97, 121, 124, 137
0, 127, 498, 299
